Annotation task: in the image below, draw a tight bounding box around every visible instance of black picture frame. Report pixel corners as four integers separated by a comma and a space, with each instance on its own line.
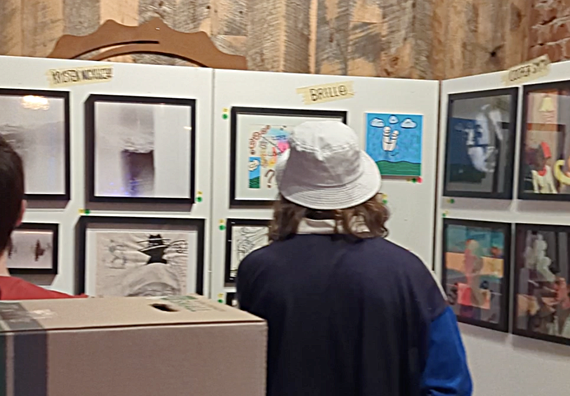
513, 223, 570, 346
0, 88, 70, 201
518, 81, 570, 201
76, 216, 205, 296
443, 88, 518, 199
85, 94, 196, 204
226, 292, 238, 307
8, 222, 59, 275
224, 218, 271, 284
442, 218, 512, 332
229, 107, 348, 207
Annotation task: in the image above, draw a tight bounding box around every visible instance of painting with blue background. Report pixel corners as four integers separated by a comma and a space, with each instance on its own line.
446, 225, 505, 257
365, 113, 423, 176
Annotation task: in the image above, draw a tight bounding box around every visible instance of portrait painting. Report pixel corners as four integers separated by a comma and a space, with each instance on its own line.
86, 95, 196, 204
77, 217, 204, 297
0, 89, 69, 200
365, 113, 423, 177
7, 223, 58, 274
225, 219, 270, 283
444, 88, 518, 199
514, 224, 570, 345
230, 107, 347, 206
519, 82, 570, 200
442, 219, 511, 331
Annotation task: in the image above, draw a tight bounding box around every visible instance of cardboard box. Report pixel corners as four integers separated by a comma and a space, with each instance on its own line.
0, 295, 267, 396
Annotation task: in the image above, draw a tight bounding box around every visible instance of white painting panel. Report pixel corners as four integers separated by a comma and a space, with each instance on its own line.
234, 113, 344, 202
8, 230, 54, 270
0, 94, 66, 195
94, 101, 192, 199
86, 227, 199, 297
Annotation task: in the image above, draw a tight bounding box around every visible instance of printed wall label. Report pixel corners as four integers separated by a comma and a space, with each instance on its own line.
47, 65, 114, 88
296, 81, 355, 105
503, 55, 550, 86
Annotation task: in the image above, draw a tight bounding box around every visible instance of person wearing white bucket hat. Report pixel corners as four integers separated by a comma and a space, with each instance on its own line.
237, 121, 472, 396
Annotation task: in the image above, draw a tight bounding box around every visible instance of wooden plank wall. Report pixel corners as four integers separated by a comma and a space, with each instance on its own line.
0, 0, 533, 79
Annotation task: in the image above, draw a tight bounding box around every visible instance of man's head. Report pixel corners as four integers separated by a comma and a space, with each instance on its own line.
0, 135, 25, 253
270, 121, 387, 241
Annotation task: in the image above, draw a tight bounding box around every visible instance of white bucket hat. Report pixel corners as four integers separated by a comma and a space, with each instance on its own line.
275, 120, 381, 210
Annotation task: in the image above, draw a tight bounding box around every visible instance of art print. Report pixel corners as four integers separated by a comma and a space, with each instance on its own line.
77, 217, 205, 296
442, 219, 510, 331
226, 292, 238, 307
7, 223, 58, 274
365, 113, 423, 177
514, 224, 570, 345
225, 219, 270, 283
0, 89, 70, 200
444, 89, 518, 199
230, 107, 347, 206
86, 95, 196, 204
519, 82, 570, 200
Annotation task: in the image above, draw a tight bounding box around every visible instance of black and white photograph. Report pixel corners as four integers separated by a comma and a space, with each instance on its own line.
86, 95, 196, 204
0, 89, 70, 200
225, 219, 270, 283
7, 223, 58, 274
77, 217, 205, 296
444, 88, 518, 199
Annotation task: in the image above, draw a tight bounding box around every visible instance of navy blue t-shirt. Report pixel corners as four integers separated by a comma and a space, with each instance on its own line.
237, 234, 469, 396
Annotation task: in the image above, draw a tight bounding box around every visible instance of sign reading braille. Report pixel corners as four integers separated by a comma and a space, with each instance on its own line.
296, 81, 355, 105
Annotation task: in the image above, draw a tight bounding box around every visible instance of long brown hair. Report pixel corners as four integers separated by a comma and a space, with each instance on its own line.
268, 193, 389, 242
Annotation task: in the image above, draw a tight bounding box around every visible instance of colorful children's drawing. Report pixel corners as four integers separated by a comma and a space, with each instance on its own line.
365, 113, 423, 177
247, 124, 291, 190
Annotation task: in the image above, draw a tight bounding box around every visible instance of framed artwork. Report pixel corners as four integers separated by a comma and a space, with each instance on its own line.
519, 81, 570, 200
514, 224, 570, 345
225, 219, 270, 284
442, 219, 511, 332
85, 95, 196, 204
365, 113, 423, 177
444, 88, 518, 199
0, 89, 70, 200
226, 292, 238, 307
76, 216, 205, 297
230, 107, 347, 206
7, 223, 58, 275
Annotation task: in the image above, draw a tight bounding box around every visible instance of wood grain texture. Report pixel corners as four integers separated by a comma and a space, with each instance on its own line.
283, 0, 313, 73
377, 0, 415, 78
136, 0, 178, 64
505, 0, 530, 67
0, 0, 22, 56
63, 0, 100, 36
446, 0, 467, 78
211, 0, 247, 56
22, 0, 65, 57
247, 0, 284, 71
431, 0, 447, 80
412, 0, 435, 78
315, 0, 351, 75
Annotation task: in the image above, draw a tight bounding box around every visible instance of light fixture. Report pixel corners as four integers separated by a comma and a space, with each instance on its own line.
21, 95, 50, 110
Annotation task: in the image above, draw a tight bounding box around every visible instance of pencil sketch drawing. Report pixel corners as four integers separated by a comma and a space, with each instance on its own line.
95, 232, 190, 297
230, 226, 269, 278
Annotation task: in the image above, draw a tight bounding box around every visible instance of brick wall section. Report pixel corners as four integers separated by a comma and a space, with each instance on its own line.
529, 0, 570, 61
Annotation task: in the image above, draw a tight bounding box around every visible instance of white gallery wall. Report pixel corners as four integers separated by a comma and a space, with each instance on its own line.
437, 63, 570, 396
210, 69, 440, 304
0, 56, 213, 296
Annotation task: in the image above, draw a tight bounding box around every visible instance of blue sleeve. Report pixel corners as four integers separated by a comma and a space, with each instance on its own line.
420, 306, 473, 396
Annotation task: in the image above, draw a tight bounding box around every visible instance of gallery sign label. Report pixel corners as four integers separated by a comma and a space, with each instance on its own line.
296, 81, 355, 105
47, 65, 114, 88
503, 55, 550, 86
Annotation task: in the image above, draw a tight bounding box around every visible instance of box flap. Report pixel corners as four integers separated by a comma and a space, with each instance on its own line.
0, 295, 264, 332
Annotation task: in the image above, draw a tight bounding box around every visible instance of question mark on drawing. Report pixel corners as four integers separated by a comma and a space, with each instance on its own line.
265, 169, 275, 188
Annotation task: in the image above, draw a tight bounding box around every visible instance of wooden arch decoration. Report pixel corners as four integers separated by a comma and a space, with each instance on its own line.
47, 18, 247, 70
